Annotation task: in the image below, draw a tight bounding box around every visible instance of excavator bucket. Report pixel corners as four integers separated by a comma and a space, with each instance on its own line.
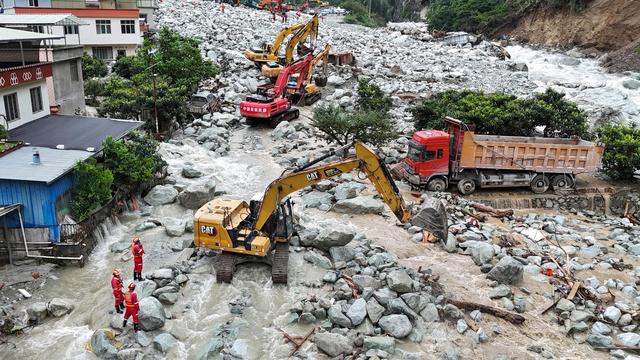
410, 197, 449, 243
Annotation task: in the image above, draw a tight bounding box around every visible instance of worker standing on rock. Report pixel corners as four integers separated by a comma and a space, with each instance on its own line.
131, 237, 145, 281
111, 269, 124, 314
122, 283, 140, 332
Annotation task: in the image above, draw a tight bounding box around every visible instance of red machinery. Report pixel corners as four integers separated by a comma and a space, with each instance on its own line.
240, 53, 316, 127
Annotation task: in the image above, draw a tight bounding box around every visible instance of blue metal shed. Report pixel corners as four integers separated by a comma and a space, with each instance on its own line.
0, 147, 92, 241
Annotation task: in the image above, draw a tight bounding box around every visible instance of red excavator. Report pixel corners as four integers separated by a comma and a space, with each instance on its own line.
240, 52, 318, 127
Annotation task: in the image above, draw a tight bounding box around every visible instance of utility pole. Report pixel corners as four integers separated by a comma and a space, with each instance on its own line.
152, 73, 159, 135
368, 0, 371, 19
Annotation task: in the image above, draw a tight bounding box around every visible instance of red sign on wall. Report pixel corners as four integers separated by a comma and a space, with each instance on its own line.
0, 63, 53, 90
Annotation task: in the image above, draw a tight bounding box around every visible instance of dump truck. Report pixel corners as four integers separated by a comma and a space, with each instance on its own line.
392, 117, 604, 195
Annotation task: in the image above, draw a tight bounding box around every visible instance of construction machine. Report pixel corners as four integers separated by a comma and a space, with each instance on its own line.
245, 15, 318, 68
193, 142, 447, 284
262, 38, 329, 83
260, 14, 319, 78
240, 52, 320, 127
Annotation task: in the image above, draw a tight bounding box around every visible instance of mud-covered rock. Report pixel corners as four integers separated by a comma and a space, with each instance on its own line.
47, 298, 74, 317
314, 332, 354, 357
90, 329, 120, 359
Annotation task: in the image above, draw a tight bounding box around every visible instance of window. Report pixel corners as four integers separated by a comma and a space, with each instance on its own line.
424, 150, 436, 161
3, 93, 20, 121
29, 25, 44, 33
96, 20, 111, 34
70, 60, 79, 82
64, 25, 79, 35
120, 20, 135, 34
92, 47, 113, 60
140, 14, 148, 24
29, 0, 39, 6
117, 49, 127, 58
437, 149, 444, 159
30, 87, 43, 113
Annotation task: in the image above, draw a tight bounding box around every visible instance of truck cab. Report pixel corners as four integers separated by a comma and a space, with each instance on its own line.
393, 130, 451, 191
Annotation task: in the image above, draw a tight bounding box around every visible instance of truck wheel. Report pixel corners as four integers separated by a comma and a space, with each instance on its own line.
530, 174, 550, 194
551, 174, 574, 190
427, 178, 446, 192
457, 179, 476, 195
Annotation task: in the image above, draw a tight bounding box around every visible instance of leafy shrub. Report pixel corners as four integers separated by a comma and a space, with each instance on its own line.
596, 123, 640, 180
102, 136, 156, 188
410, 89, 589, 138
112, 55, 144, 79
427, 0, 509, 33
71, 159, 114, 221
81, 53, 107, 80
357, 78, 392, 113
0, 124, 6, 140
84, 79, 106, 106
313, 105, 397, 146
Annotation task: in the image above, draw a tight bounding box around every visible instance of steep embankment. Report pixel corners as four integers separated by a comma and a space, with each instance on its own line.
509, 0, 640, 52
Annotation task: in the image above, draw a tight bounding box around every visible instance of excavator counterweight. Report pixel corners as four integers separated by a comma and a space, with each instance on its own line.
193, 142, 448, 284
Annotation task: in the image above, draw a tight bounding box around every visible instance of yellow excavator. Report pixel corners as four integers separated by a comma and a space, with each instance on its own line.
260, 15, 319, 78
193, 143, 448, 284
245, 15, 318, 69
263, 41, 330, 85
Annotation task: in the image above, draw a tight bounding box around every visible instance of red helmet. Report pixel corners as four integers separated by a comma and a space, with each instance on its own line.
128, 283, 136, 290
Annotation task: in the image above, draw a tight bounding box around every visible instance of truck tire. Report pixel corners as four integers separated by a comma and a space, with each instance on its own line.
457, 179, 476, 195
427, 178, 446, 192
530, 174, 550, 194
551, 174, 574, 190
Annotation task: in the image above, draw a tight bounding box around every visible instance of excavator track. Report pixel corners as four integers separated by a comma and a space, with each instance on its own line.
269, 108, 299, 128
271, 242, 289, 284
216, 251, 238, 283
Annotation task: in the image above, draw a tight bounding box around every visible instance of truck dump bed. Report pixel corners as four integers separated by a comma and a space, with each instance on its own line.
457, 131, 604, 174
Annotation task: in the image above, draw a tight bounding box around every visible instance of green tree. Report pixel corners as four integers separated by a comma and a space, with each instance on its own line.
112, 55, 145, 79
357, 78, 392, 113
596, 123, 640, 180
428, 0, 509, 33
102, 136, 156, 188
0, 124, 7, 140
84, 78, 106, 106
71, 159, 114, 221
81, 53, 108, 80
313, 105, 397, 146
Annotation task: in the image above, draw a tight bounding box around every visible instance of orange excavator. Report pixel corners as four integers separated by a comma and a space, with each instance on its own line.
240, 52, 320, 127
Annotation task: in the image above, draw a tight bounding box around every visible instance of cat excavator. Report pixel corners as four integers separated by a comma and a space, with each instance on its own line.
260, 14, 319, 78
262, 40, 329, 82
193, 142, 449, 284
244, 15, 318, 67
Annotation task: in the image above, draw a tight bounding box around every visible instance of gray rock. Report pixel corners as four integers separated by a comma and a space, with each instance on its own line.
618, 333, 640, 346
116, 348, 143, 360
592, 321, 612, 335
181, 164, 203, 179
164, 218, 186, 237
310, 224, 355, 250
388, 298, 419, 321
603, 306, 622, 323
400, 293, 422, 310
299, 312, 316, 324
379, 314, 412, 339
487, 256, 523, 284
462, 241, 494, 265
420, 303, 440, 322
364, 336, 395, 354
586, 334, 613, 347
150, 268, 175, 280
134, 221, 157, 232
368, 252, 396, 267
136, 280, 157, 299
334, 196, 384, 215
110, 241, 132, 253
489, 285, 511, 299
559, 57, 581, 66
330, 246, 356, 263
178, 180, 216, 209
623, 79, 640, 90
456, 319, 468, 334
352, 275, 381, 291
26, 302, 48, 322
327, 75, 346, 86
555, 298, 575, 312
328, 304, 352, 328
144, 185, 178, 206
367, 298, 386, 324
47, 298, 74, 317
175, 274, 188, 285
386, 269, 413, 293
230, 339, 249, 359
570, 310, 591, 322
373, 288, 398, 306
302, 191, 333, 208
138, 297, 166, 331
571, 321, 589, 333
271, 121, 295, 139
90, 329, 119, 359
158, 293, 179, 305
314, 332, 354, 357
334, 182, 364, 200
195, 337, 224, 359
136, 331, 151, 347
347, 298, 367, 326
303, 251, 333, 269
619, 313, 633, 326
443, 304, 464, 320
153, 333, 177, 353
323, 271, 338, 283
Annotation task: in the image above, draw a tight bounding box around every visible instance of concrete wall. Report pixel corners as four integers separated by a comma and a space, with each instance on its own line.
0, 80, 50, 130
51, 46, 85, 114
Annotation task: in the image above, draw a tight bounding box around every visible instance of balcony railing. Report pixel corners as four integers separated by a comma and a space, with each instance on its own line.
49, 0, 154, 9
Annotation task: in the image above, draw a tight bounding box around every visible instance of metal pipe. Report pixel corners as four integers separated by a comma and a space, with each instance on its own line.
2, 216, 12, 265
18, 208, 83, 261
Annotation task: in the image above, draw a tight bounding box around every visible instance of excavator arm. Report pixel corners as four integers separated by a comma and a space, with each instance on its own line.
271, 53, 313, 98
283, 15, 319, 63
307, 43, 331, 82
270, 21, 308, 57
253, 143, 412, 232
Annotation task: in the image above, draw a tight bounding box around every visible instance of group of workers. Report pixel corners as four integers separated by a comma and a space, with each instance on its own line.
110, 237, 145, 332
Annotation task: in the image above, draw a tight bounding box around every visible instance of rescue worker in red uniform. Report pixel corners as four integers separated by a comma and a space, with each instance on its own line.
111, 269, 124, 314
131, 237, 145, 281
122, 283, 140, 332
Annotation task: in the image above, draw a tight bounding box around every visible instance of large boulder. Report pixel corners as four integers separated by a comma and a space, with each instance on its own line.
328, 304, 352, 328
144, 185, 178, 206
314, 332, 354, 357
90, 329, 120, 359
364, 336, 395, 354
271, 121, 295, 139
330, 246, 356, 263
333, 196, 384, 215
149, 268, 175, 280
305, 223, 355, 250
327, 75, 346, 86
164, 218, 186, 237
378, 314, 413, 338
26, 302, 48, 322
153, 333, 177, 353
334, 182, 364, 200
487, 256, 523, 284
181, 164, 203, 178
110, 241, 132, 253
47, 298, 74, 317
303, 251, 333, 269
461, 241, 495, 265
136, 280, 157, 299
387, 269, 413, 293
138, 297, 166, 331
178, 180, 216, 209
346, 298, 367, 326
302, 191, 333, 208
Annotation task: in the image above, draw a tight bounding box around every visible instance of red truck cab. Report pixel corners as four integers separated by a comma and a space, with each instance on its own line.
393, 129, 451, 191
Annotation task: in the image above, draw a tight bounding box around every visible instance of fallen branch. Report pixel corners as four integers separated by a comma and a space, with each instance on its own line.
341, 275, 360, 299
470, 203, 513, 218
447, 299, 525, 324
541, 298, 561, 315
593, 346, 640, 353
277, 327, 316, 357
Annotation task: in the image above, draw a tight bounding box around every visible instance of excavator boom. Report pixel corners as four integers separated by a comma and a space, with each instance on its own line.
253, 142, 412, 231
244, 18, 307, 63
284, 14, 319, 63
